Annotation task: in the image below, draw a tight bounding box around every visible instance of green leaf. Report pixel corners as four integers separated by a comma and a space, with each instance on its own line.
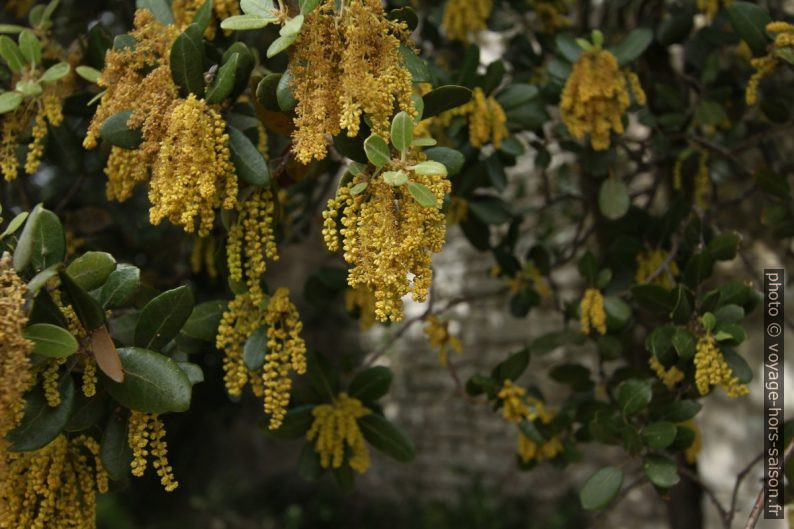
610, 27, 653, 66
256, 73, 282, 111
134, 285, 194, 351
8, 376, 75, 452
181, 300, 226, 342
306, 350, 339, 399
756, 169, 790, 199
723, 348, 752, 383
359, 414, 415, 462
0, 35, 25, 72
40, 61, 69, 83
422, 85, 473, 119
707, 232, 741, 261
267, 33, 298, 58
297, 442, 324, 481
386, 6, 419, 31
102, 347, 192, 413
657, 400, 701, 422
618, 378, 652, 415
604, 296, 632, 330
468, 196, 513, 224
701, 312, 716, 333
66, 251, 116, 291
714, 304, 744, 323
243, 326, 268, 371
349, 366, 393, 402
364, 134, 390, 168
407, 182, 437, 208
100, 264, 140, 309
65, 392, 106, 432
631, 284, 674, 315
350, 182, 368, 196
642, 422, 677, 450
0, 211, 28, 238
268, 404, 314, 439
411, 161, 448, 176
0, 91, 22, 114
0, 24, 26, 34
399, 45, 430, 82
59, 270, 106, 330
299, 0, 321, 14
170, 25, 205, 98
100, 411, 133, 481
192, 0, 213, 33
276, 70, 296, 111
240, 0, 276, 17
18, 30, 42, 66
390, 111, 413, 152
580, 466, 623, 511
727, 2, 772, 56
671, 328, 696, 360
221, 13, 277, 30
13, 204, 65, 272
16, 79, 42, 97
412, 137, 436, 147
494, 348, 530, 382
382, 170, 408, 186
683, 252, 713, 289
549, 363, 592, 391
24, 323, 79, 358
496, 84, 539, 110
599, 179, 630, 220
425, 147, 465, 176
206, 52, 238, 104
222, 42, 254, 101
176, 361, 204, 385
228, 126, 270, 187
137, 0, 174, 24
643, 454, 679, 488
99, 111, 143, 149
555, 33, 583, 63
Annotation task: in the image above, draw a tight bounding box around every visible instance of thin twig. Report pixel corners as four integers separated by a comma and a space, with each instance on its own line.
744, 437, 794, 529
726, 451, 764, 528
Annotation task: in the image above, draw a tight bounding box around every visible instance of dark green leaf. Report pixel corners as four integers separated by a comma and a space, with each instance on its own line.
134, 285, 194, 351
618, 379, 652, 415
59, 270, 106, 331
243, 326, 268, 371
24, 323, 78, 358
610, 28, 653, 66
206, 52, 238, 104
707, 232, 741, 261
422, 85, 473, 119
276, 70, 296, 111
0, 35, 26, 72
181, 300, 226, 342
228, 126, 270, 187
99, 111, 142, 149
494, 348, 530, 382
8, 376, 75, 451
671, 328, 696, 360
364, 134, 390, 168
349, 366, 393, 402
642, 422, 677, 450
268, 404, 315, 439
425, 147, 465, 176
399, 45, 430, 82
65, 251, 116, 291
256, 73, 282, 111
632, 284, 674, 315
170, 25, 205, 98
555, 33, 582, 63
100, 264, 140, 309
727, 2, 772, 56
102, 347, 192, 413
359, 414, 415, 462
643, 454, 679, 488
13, 204, 65, 272
100, 411, 133, 481
580, 466, 623, 511
138, 0, 174, 24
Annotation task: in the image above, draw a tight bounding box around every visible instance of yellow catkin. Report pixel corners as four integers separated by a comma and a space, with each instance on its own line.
322, 161, 451, 322
648, 356, 684, 390
42, 357, 67, 407
128, 411, 178, 491
467, 87, 508, 149
694, 150, 710, 210
441, 0, 492, 41
697, 0, 730, 18
529, 0, 571, 33
226, 189, 279, 306
423, 314, 463, 366
694, 333, 748, 397
635, 248, 679, 289
0, 254, 36, 482
560, 49, 645, 150
148, 94, 238, 235
446, 197, 469, 225
81, 357, 97, 398
518, 431, 564, 463
344, 286, 377, 331
306, 393, 371, 473
1, 435, 109, 529
746, 22, 794, 105
24, 92, 65, 175
289, 0, 415, 163
216, 289, 307, 429
172, 0, 241, 38
579, 288, 607, 335
507, 263, 551, 299
497, 380, 530, 423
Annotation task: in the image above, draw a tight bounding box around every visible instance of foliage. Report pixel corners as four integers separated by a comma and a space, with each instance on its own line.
0, 0, 792, 527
